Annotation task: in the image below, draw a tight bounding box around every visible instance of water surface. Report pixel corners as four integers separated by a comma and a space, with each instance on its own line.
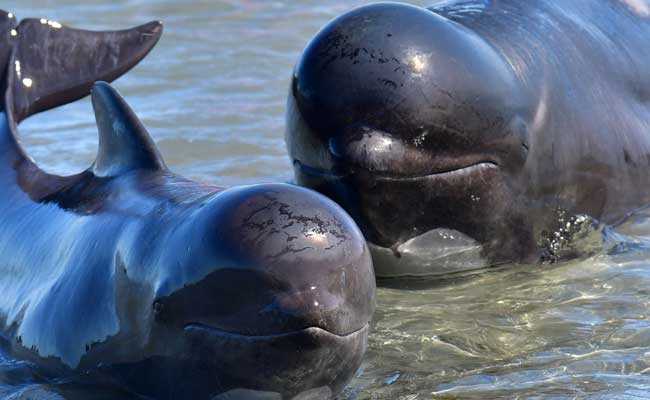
3, 1, 650, 399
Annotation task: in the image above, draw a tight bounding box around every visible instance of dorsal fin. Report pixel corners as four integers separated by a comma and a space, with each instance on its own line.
91, 82, 166, 177
8, 16, 162, 123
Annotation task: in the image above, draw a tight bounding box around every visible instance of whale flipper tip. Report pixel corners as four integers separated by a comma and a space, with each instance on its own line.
7, 17, 163, 123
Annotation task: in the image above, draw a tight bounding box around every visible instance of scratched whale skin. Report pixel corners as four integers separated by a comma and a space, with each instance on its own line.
286, 0, 650, 277
0, 10, 375, 400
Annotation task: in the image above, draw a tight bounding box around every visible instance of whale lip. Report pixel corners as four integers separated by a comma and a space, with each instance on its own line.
183, 322, 369, 340
293, 159, 506, 250
180, 321, 370, 397
373, 161, 499, 181
294, 159, 499, 181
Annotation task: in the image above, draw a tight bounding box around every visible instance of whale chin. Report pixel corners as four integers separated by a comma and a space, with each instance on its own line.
292, 159, 536, 273
367, 228, 492, 279
100, 322, 368, 399
292, 158, 504, 244
181, 323, 369, 398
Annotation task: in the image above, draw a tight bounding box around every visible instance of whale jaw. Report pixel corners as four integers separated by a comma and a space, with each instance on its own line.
182, 324, 369, 398
95, 324, 368, 399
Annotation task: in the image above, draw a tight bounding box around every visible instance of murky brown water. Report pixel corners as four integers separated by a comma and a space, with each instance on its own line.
3, 1, 650, 399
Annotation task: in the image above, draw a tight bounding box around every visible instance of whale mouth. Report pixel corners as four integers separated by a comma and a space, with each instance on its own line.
294, 160, 499, 181
184, 322, 369, 340
366, 228, 493, 278
181, 322, 370, 397
293, 158, 507, 253
372, 161, 499, 181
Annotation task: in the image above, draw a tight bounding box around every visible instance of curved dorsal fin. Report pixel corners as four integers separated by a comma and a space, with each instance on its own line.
9, 17, 162, 122
91, 82, 167, 177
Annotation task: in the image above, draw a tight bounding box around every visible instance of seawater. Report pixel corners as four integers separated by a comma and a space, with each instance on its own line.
2, 1, 650, 399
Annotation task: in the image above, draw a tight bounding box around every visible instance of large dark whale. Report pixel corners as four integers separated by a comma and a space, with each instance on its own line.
0, 10, 162, 123
0, 10, 375, 400
286, 0, 650, 277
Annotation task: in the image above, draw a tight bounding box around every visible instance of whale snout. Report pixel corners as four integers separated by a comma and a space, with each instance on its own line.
153, 266, 369, 338
152, 183, 375, 397
208, 183, 374, 337
289, 2, 528, 176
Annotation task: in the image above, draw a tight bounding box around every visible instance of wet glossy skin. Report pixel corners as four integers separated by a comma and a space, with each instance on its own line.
0, 12, 375, 399
0, 10, 162, 123
287, 0, 650, 276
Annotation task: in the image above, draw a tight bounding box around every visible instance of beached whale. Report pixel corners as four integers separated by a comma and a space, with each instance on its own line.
0, 9, 161, 123
0, 10, 375, 399
286, 0, 650, 277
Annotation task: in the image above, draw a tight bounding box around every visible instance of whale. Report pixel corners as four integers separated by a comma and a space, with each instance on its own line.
0, 11, 375, 400
286, 0, 650, 277
0, 9, 162, 123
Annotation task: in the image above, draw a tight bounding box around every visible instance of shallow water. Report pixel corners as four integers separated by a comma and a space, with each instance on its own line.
3, 0, 650, 399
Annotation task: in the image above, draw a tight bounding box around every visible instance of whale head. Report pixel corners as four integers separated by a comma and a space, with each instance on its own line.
287, 3, 535, 277
142, 184, 375, 398
73, 83, 375, 398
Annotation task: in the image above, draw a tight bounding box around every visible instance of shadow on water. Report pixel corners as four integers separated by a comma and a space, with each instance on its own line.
2, 0, 650, 399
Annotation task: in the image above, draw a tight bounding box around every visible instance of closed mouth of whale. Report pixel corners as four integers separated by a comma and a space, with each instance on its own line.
373, 161, 498, 181
184, 323, 369, 340
294, 159, 499, 180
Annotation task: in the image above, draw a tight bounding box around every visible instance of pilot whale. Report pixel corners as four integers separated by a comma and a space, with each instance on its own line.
0, 11, 375, 400
286, 0, 650, 277
0, 10, 162, 122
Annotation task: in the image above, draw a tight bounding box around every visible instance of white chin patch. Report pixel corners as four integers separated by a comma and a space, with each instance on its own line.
369, 228, 490, 278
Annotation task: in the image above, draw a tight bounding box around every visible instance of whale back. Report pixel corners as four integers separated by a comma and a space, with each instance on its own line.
431, 0, 650, 224
0, 81, 213, 368
0, 10, 165, 210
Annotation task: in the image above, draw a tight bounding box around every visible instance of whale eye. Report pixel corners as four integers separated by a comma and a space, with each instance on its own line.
152, 300, 167, 322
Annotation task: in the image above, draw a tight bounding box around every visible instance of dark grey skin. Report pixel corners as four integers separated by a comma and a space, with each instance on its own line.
0, 10, 162, 122
1, 85, 375, 399
286, 0, 650, 277
0, 12, 375, 400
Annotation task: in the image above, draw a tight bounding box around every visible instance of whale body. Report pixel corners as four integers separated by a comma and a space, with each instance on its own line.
0, 10, 375, 400
286, 0, 650, 277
